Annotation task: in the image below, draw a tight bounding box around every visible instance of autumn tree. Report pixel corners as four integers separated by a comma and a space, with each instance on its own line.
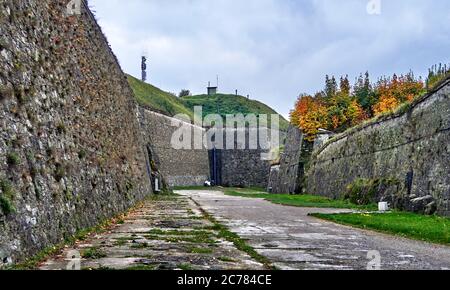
291, 66, 436, 140
290, 94, 328, 141
372, 72, 424, 115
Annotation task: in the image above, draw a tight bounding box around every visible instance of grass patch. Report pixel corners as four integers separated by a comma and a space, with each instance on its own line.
127, 74, 194, 119
130, 242, 149, 249
224, 189, 377, 211
189, 198, 274, 269
175, 186, 373, 210
81, 247, 107, 259
114, 238, 129, 246
148, 229, 210, 236
188, 247, 213, 254
125, 264, 155, 271
145, 228, 216, 244
178, 263, 194, 270
173, 186, 218, 191
217, 256, 237, 263
10, 202, 141, 269
311, 212, 450, 245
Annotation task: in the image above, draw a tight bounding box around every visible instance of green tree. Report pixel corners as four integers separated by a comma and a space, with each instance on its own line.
178, 89, 191, 98
353, 72, 375, 116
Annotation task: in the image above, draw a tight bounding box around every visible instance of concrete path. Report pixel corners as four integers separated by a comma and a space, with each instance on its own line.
40, 195, 263, 270
179, 190, 450, 270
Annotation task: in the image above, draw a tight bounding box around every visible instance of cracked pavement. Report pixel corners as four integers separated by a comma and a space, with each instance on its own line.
40, 190, 450, 270
180, 190, 450, 270
40, 194, 263, 270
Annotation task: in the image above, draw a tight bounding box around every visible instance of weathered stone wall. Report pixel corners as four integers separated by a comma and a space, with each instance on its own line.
0, 0, 151, 264
267, 125, 311, 194
306, 79, 450, 215
138, 109, 210, 187
213, 128, 272, 188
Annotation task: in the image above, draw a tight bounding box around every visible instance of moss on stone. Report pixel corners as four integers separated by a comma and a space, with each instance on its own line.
54, 163, 65, 182
56, 122, 67, 134
188, 247, 213, 254
343, 178, 400, 205
6, 152, 21, 167
81, 247, 107, 259
0, 179, 16, 215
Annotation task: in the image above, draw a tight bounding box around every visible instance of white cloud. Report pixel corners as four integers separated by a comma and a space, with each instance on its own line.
90, 0, 450, 117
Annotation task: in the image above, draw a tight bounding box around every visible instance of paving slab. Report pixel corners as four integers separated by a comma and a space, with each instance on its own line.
179, 190, 450, 270
40, 195, 264, 270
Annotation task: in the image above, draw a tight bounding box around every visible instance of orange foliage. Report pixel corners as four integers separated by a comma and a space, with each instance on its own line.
347, 100, 367, 126
372, 74, 424, 115
290, 95, 328, 141
291, 72, 424, 141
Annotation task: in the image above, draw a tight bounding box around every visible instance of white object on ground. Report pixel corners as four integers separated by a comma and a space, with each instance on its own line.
378, 202, 389, 212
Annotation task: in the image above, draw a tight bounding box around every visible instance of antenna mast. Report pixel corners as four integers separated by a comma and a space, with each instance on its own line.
141, 56, 147, 82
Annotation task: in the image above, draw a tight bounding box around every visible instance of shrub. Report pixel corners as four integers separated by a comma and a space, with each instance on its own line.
178, 89, 191, 98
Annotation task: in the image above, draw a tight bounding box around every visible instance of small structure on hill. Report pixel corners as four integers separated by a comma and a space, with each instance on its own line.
207, 81, 218, 95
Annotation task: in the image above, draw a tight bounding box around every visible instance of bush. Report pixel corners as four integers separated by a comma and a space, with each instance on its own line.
178, 89, 191, 98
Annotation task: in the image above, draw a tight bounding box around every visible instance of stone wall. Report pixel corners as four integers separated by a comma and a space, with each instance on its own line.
267, 125, 312, 194
213, 128, 272, 188
0, 0, 151, 264
306, 78, 450, 215
138, 109, 210, 187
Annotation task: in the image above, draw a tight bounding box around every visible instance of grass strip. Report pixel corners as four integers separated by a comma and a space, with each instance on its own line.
311, 211, 450, 245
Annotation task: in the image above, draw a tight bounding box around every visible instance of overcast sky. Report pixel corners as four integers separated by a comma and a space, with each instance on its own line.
89, 0, 450, 118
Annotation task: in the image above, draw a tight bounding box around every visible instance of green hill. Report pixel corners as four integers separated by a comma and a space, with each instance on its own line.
127, 74, 288, 130
127, 75, 194, 119
183, 94, 289, 130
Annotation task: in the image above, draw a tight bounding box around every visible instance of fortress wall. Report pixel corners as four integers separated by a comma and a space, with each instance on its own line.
0, 0, 151, 264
